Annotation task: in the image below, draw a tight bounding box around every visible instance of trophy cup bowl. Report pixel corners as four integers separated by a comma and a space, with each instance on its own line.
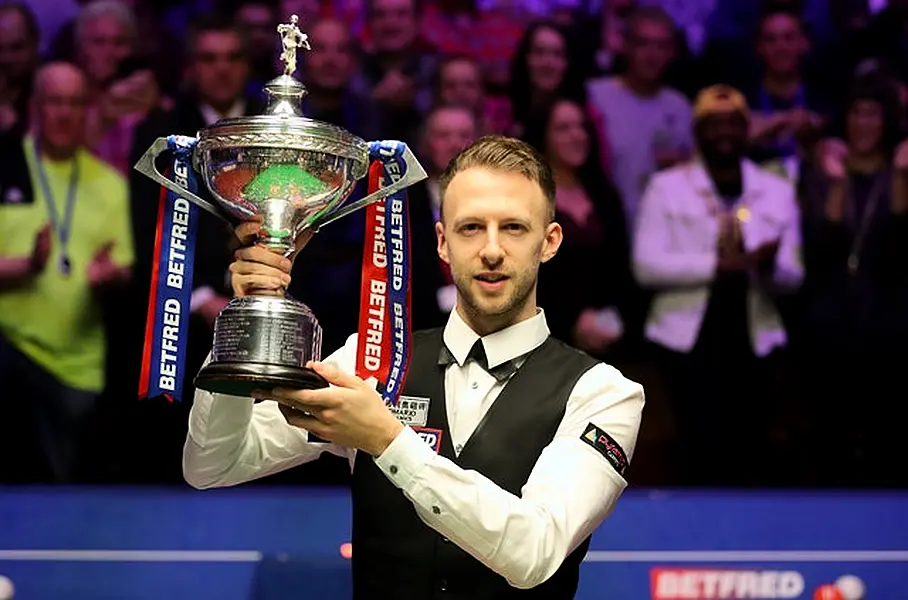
194, 114, 368, 251
193, 115, 369, 398
134, 29, 427, 402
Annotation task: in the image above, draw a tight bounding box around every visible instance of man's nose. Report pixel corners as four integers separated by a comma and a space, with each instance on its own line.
479, 229, 504, 265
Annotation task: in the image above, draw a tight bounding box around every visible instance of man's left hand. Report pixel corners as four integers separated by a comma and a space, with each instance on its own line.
88, 242, 129, 289
260, 361, 405, 457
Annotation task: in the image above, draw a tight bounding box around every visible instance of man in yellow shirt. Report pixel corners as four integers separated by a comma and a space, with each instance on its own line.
0, 62, 133, 482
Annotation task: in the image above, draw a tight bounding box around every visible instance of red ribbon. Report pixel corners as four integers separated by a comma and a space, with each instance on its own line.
355, 160, 394, 385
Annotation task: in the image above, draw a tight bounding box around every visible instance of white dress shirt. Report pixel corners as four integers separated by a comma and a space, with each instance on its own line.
199, 99, 246, 127
183, 309, 645, 589
632, 159, 804, 356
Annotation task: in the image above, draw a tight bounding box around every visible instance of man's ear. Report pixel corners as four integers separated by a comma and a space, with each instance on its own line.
541, 221, 563, 263
436, 221, 450, 265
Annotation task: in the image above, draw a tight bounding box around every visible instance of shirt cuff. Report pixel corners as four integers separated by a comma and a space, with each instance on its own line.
373, 426, 436, 492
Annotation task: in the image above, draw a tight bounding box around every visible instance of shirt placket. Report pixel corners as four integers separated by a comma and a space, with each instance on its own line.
450, 362, 496, 456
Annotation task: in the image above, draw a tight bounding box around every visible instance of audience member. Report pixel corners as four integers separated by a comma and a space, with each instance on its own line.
49, 0, 183, 97
0, 2, 40, 138
301, 17, 384, 140
507, 20, 584, 138
71, 0, 164, 175
526, 97, 636, 360
580, 0, 636, 78
411, 103, 479, 319
587, 6, 692, 236
229, 0, 280, 94
356, 0, 437, 147
632, 85, 803, 486
746, 7, 829, 181
0, 62, 133, 483
799, 74, 908, 487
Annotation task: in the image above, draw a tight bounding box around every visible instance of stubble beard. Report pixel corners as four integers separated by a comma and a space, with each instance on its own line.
453, 268, 538, 332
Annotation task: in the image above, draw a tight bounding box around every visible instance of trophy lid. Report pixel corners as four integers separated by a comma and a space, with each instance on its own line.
194, 14, 368, 175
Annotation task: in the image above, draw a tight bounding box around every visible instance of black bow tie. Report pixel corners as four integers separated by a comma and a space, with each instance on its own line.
438, 340, 518, 382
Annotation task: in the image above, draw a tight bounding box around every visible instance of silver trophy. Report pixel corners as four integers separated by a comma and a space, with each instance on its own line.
134, 15, 427, 400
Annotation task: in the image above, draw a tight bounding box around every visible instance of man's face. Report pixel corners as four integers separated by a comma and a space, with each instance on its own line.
236, 3, 276, 63
758, 14, 806, 75
625, 19, 674, 84
306, 20, 353, 91
696, 112, 749, 163
370, 0, 417, 54
438, 59, 483, 109
77, 15, 132, 85
436, 168, 562, 329
189, 31, 249, 108
423, 108, 477, 173
34, 67, 88, 153
0, 10, 38, 83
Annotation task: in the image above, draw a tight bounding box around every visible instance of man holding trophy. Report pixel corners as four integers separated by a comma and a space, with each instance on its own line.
138, 16, 644, 599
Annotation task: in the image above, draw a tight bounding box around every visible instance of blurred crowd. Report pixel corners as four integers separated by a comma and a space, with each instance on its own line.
0, 0, 907, 490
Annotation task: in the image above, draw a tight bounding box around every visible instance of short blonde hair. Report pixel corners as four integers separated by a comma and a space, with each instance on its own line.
437, 135, 556, 222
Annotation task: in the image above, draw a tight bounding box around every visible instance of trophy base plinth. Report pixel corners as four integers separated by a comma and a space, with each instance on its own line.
194, 361, 328, 398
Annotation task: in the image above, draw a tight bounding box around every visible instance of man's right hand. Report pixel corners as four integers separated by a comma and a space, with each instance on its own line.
229, 220, 312, 297
29, 224, 52, 275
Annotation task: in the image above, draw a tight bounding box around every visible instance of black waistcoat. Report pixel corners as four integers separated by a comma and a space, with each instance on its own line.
351, 328, 599, 600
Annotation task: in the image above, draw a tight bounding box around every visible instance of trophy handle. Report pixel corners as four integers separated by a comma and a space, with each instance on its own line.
310, 144, 428, 230
134, 137, 238, 225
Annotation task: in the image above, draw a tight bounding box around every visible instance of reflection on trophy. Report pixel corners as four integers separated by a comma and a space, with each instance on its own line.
135, 15, 427, 401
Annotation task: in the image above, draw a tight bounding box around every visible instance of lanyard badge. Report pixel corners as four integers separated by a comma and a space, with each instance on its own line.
32, 145, 79, 277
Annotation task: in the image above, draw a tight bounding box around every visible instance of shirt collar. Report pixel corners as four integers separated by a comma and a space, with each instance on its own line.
685, 158, 768, 205
442, 308, 550, 369
199, 99, 246, 127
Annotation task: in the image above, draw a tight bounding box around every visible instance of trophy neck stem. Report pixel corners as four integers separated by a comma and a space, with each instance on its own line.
263, 75, 307, 117
248, 288, 289, 299
258, 237, 295, 257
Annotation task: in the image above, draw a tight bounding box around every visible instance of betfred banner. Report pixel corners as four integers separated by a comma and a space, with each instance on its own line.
579, 557, 903, 599
576, 490, 907, 600
649, 568, 871, 599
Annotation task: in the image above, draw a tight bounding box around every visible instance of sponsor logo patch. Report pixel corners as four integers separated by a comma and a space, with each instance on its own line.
390, 395, 429, 427
581, 422, 628, 475
412, 427, 442, 453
